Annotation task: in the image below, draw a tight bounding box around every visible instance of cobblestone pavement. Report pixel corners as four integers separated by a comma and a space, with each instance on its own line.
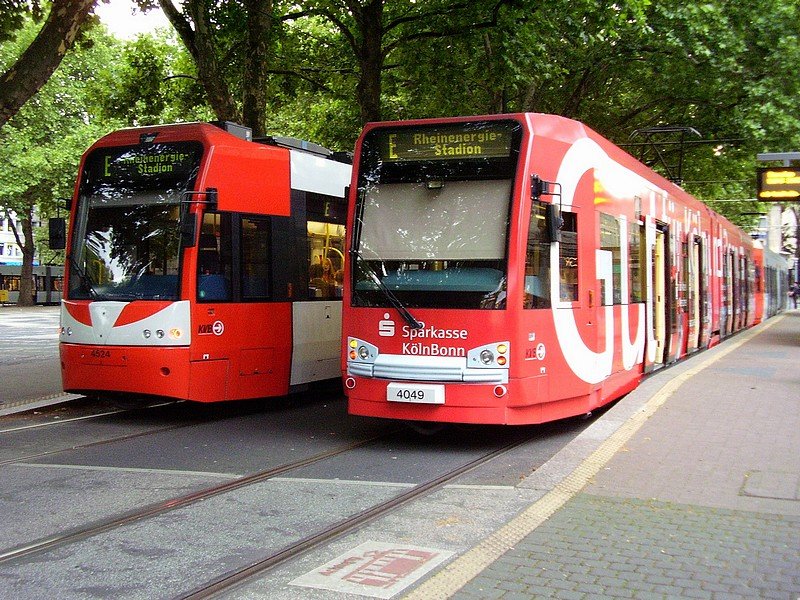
457, 494, 800, 599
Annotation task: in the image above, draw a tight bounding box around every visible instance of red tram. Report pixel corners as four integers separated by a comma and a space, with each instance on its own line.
341, 113, 788, 425
60, 121, 351, 402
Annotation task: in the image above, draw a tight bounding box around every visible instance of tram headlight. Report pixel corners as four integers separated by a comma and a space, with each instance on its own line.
468, 341, 510, 369
143, 329, 152, 339
168, 328, 182, 339
156, 329, 165, 339
347, 338, 378, 364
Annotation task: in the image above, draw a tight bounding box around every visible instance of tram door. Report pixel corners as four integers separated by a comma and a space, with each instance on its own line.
741, 256, 749, 327
688, 236, 701, 351
724, 251, 734, 336
653, 228, 667, 365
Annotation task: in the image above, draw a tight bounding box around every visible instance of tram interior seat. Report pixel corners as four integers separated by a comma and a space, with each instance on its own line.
197, 234, 230, 300
198, 274, 229, 300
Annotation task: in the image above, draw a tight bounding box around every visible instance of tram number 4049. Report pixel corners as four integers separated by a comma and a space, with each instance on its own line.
386, 383, 445, 405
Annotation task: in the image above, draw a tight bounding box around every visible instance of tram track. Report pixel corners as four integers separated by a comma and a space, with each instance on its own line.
177, 433, 535, 600
0, 430, 396, 565
0, 406, 592, 600
0, 420, 195, 468
0, 399, 211, 468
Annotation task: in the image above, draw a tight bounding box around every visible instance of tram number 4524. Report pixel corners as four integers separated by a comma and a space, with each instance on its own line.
386, 383, 445, 405
90, 349, 112, 359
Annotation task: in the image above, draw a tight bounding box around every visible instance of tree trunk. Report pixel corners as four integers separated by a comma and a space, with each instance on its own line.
242, 0, 272, 137
0, 0, 96, 129
6, 203, 36, 307
354, 0, 385, 124
159, 0, 240, 124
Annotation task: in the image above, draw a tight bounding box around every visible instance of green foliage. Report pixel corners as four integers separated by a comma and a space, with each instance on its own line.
0, 18, 122, 219
96, 31, 212, 125
3, 0, 800, 239
0, 0, 42, 43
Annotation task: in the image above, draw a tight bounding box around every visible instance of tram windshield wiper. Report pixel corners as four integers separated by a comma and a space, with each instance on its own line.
68, 255, 98, 299
351, 250, 423, 330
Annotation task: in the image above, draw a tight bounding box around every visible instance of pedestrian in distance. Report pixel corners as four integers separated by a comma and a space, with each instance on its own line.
791, 280, 800, 309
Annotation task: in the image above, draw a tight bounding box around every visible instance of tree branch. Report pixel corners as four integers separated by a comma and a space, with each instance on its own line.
0, 0, 96, 129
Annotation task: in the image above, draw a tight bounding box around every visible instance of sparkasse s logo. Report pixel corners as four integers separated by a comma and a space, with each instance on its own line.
378, 313, 395, 337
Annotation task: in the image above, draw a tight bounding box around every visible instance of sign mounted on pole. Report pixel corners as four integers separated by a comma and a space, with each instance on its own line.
757, 167, 800, 201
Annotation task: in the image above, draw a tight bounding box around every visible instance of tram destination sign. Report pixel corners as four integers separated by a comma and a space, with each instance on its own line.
756, 167, 800, 201
88, 142, 202, 184
380, 123, 514, 162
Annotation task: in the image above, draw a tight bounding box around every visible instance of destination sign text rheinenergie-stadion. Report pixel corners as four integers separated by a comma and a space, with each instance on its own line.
380, 125, 514, 162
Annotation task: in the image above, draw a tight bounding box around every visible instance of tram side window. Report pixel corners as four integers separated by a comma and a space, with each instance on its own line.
197, 212, 232, 302
241, 217, 271, 299
524, 200, 551, 308
559, 212, 579, 302
307, 220, 345, 299
630, 223, 645, 302
599, 213, 621, 305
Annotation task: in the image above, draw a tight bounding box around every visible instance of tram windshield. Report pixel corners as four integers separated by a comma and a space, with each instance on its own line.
68, 142, 202, 300
351, 120, 521, 309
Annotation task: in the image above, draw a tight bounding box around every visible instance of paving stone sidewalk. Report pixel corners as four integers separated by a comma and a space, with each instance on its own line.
455, 312, 800, 600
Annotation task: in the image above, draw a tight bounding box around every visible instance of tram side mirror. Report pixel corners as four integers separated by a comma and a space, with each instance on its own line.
180, 212, 197, 248
545, 203, 562, 243
532, 175, 551, 200
204, 187, 218, 212
48, 217, 66, 250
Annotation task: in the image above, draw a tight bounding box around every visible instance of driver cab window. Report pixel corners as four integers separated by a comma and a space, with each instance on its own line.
197, 211, 232, 302
524, 200, 551, 308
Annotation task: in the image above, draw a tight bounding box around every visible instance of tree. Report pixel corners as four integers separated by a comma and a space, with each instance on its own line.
96, 31, 212, 126
149, 0, 276, 136
0, 0, 97, 129
0, 18, 121, 305
297, 0, 513, 124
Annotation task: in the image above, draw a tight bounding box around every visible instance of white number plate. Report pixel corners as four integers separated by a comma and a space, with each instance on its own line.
387, 382, 445, 405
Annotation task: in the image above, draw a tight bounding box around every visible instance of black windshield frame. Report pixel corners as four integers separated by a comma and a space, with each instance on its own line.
67, 141, 203, 301
351, 120, 523, 310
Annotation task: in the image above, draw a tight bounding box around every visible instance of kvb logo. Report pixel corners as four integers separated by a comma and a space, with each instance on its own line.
378, 313, 395, 337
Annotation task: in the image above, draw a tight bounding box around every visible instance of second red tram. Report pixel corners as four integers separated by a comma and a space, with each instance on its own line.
342, 113, 787, 425
60, 121, 351, 402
